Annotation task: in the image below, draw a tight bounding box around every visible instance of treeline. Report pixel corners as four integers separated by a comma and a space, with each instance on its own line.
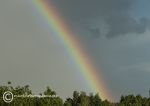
0, 82, 150, 106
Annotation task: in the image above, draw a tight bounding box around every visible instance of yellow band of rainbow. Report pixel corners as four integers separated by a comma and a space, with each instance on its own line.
32, 0, 112, 100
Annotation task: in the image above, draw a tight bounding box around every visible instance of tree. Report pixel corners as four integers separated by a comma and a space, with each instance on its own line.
0, 81, 150, 106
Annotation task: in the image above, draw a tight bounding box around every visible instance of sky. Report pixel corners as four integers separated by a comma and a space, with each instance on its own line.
0, 0, 150, 101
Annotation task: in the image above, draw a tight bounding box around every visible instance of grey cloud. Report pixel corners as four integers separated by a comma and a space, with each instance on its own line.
49, 0, 150, 100
88, 28, 100, 38
105, 14, 150, 38
51, 0, 134, 20
51, 0, 149, 38
137, 18, 150, 33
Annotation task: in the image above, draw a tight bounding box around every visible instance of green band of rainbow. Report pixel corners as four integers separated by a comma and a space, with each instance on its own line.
32, 0, 112, 100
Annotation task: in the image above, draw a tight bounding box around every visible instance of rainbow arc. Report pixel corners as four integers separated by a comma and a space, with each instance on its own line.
32, 0, 112, 100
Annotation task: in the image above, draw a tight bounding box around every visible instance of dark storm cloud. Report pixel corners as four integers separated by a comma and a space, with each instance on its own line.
51, 0, 150, 38
46, 0, 150, 100
105, 15, 150, 38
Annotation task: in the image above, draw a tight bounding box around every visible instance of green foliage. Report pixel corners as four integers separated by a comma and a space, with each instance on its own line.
119, 95, 150, 106
0, 82, 63, 106
64, 91, 102, 106
0, 82, 150, 106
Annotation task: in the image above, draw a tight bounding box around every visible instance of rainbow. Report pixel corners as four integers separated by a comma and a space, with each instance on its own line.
32, 0, 112, 100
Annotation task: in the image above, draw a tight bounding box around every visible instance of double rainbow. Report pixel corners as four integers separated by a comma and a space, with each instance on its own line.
32, 0, 112, 100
